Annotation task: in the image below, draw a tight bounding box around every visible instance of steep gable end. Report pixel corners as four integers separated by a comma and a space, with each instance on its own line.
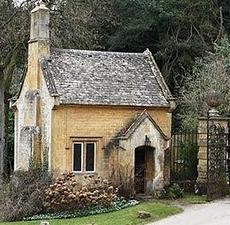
118, 110, 169, 140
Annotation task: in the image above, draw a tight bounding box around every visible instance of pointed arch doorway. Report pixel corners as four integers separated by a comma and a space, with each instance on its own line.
134, 145, 155, 194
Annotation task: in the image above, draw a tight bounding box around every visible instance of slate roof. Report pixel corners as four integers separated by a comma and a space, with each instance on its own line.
41, 48, 173, 107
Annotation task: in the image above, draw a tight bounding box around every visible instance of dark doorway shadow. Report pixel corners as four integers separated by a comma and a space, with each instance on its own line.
135, 145, 155, 194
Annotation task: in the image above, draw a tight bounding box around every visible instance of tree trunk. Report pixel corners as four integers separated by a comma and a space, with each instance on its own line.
0, 78, 5, 181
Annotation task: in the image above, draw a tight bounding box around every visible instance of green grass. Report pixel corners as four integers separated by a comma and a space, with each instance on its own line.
180, 193, 207, 204
0, 201, 182, 225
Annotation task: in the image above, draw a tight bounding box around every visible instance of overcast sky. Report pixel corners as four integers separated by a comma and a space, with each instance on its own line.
14, 0, 24, 6
14, 0, 39, 6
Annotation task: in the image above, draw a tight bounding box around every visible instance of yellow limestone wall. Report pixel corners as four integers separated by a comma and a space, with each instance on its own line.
14, 40, 50, 170
51, 105, 172, 178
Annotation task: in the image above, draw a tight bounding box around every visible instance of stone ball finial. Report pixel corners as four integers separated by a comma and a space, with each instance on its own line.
206, 90, 224, 108
206, 90, 225, 116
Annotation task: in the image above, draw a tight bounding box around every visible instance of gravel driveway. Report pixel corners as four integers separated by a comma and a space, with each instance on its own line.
149, 198, 230, 225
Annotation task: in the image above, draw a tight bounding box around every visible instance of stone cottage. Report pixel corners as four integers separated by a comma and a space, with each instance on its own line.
12, 1, 175, 194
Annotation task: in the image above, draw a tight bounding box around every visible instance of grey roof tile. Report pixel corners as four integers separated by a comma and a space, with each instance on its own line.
41, 48, 172, 107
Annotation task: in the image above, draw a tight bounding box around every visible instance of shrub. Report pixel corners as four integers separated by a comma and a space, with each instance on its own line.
0, 168, 52, 221
109, 164, 135, 199
156, 183, 184, 200
44, 172, 118, 212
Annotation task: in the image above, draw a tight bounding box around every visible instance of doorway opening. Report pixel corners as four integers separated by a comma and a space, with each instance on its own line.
134, 146, 155, 194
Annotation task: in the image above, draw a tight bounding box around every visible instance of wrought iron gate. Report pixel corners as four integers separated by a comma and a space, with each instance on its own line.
207, 122, 228, 201
171, 129, 198, 183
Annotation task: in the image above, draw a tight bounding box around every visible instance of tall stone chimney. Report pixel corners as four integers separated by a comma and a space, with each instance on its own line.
14, 0, 51, 170
30, 0, 49, 42
27, 0, 50, 89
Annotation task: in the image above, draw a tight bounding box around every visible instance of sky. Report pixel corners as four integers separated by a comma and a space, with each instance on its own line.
14, 0, 39, 6
14, 0, 24, 6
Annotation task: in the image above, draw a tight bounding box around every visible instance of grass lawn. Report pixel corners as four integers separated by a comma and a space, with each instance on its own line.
179, 193, 207, 205
0, 201, 182, 225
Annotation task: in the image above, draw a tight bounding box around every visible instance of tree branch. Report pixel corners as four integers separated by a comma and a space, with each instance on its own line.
193, 24, 208, 47
1, 0, 27, 30
214, 6, 224, 43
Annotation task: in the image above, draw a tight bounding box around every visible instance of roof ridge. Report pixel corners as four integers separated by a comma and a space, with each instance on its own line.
52, 48, 144, 56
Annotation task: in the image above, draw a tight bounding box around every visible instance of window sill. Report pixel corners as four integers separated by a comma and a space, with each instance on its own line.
72, 171, 98, 176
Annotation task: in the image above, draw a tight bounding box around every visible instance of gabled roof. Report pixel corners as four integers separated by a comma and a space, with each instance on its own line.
105, 110, 169, 151
41, 48, 173, 107
117, 110, 169, 140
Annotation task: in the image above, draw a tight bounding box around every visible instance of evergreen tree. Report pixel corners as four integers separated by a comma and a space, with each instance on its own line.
108, 0, 222, 94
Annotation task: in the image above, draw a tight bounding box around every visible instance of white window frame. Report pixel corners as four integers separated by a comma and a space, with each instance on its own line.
72, 142, 84, 173
72, 141, 96, 173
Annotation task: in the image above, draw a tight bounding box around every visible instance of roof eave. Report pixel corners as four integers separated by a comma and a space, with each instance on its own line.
143, 48, 176, 107
57, 101, 171, 109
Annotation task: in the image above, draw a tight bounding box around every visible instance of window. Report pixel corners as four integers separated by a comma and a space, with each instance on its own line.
73, 142, 96, 172
73, 143, 83, 172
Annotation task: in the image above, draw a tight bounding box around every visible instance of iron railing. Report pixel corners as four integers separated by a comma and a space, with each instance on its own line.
171, 129, 199, 183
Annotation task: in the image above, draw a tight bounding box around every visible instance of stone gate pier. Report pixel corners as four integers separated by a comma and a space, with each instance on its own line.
197, 114, 228, 196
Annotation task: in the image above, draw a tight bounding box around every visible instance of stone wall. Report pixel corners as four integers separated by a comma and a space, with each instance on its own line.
40, 70, 55, 171
197, 118, 208, 184
15, 87, 41, 169
51, 105, 172, 191
118, 114, 170, 191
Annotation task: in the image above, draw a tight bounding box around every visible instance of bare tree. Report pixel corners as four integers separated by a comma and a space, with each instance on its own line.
179, 38, 230, 128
